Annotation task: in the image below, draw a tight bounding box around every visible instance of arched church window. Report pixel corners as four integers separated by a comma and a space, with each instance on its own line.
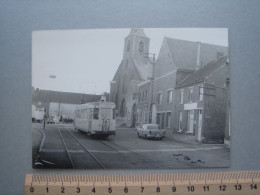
127, 40, 130, 52
139, 41, 144, 52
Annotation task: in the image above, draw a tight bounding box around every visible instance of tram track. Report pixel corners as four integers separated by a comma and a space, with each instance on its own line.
62, 126, 106, 169
98, 140, 173, 169
60, 126, 180, 169
65, 126, 173, 168
57, 125, 75, 168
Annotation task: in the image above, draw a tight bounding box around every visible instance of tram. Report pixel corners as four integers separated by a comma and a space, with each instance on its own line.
74, 97, 116, 138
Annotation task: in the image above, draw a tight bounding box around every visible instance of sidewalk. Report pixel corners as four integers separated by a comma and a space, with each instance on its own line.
32, 126, 44, 167
32, 127, 44, 149
165, 129, 201, 145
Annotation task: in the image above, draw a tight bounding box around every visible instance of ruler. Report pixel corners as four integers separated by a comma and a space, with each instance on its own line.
25, 171, 260, 195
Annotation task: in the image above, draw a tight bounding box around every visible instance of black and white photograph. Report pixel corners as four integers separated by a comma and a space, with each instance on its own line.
32, 28, 230, 169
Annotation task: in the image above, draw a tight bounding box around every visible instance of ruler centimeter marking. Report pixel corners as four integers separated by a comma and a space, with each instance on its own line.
25, 171, 260, 195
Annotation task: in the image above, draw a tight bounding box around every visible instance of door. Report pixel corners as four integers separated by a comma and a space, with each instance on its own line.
178, 112, 183, 132
187, 110, 194, 133
197, 110, 203, 141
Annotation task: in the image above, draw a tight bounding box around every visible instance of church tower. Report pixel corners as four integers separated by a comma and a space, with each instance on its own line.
123, 29, 150, 64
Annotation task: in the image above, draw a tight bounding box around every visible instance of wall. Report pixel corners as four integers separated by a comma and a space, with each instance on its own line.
137, 82, 151, 123
49, 102, 77, 118
202, 84, 228, 143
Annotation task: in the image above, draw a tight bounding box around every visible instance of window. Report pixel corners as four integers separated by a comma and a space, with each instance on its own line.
93, 108, 99, 119
199, 85, 204, 101
138, 41, 144, 52
180, 90, 184, 104
145, 90, 148, 100
167, 90, 173, 103
158, 92, 162, 105
166, 112, 171, 128
89, 109, 93, 119
189, 88, 193, 102
82, 109, 87, 118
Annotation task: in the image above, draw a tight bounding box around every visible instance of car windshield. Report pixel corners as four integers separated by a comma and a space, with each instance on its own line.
146, 125, 158, 129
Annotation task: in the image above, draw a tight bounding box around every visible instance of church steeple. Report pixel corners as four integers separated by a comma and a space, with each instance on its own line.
128, 28, 148, 37
123, 28, 150, 64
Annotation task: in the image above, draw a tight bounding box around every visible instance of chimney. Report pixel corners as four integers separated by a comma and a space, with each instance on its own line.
196, 42, 201, 70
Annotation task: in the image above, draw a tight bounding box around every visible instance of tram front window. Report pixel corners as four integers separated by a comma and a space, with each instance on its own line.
93, 108, 99, 119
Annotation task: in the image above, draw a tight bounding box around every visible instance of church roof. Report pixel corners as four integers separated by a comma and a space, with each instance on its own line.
127, 28, 148, 38
164, 37, 228, 70
176, 56, 229, 88
32, 89, 102, 105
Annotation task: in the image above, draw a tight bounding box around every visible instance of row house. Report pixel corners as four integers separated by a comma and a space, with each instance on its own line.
174, 56, 229, 143
136, 36, 229, 144
149, 37, 228, 132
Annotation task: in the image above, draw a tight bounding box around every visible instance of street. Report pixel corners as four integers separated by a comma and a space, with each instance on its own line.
33, 123, 230, 169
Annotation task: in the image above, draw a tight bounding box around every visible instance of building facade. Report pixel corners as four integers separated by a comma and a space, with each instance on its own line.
174, 56, 229, 143
151, 37, 229, 137
137, 80, 152, 124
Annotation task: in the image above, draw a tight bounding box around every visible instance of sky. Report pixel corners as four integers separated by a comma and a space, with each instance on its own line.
32, 28, 228, 94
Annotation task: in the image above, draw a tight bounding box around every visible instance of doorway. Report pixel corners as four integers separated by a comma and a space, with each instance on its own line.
187, 110, 194, 133
197, 109, 203, 141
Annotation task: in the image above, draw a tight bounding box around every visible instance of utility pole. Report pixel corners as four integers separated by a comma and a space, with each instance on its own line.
145, 53, 156, 123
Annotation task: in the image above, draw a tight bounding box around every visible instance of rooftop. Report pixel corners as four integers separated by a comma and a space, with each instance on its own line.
164, 37, 228, 70
176, 56, 229, 88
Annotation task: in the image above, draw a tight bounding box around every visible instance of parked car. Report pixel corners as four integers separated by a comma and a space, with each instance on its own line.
47, 115, 59, 124
136, 124, 165, 139
46, 116, 55, 124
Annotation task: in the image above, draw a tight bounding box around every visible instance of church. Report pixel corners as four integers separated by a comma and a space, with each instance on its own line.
110, 29, 152, 127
